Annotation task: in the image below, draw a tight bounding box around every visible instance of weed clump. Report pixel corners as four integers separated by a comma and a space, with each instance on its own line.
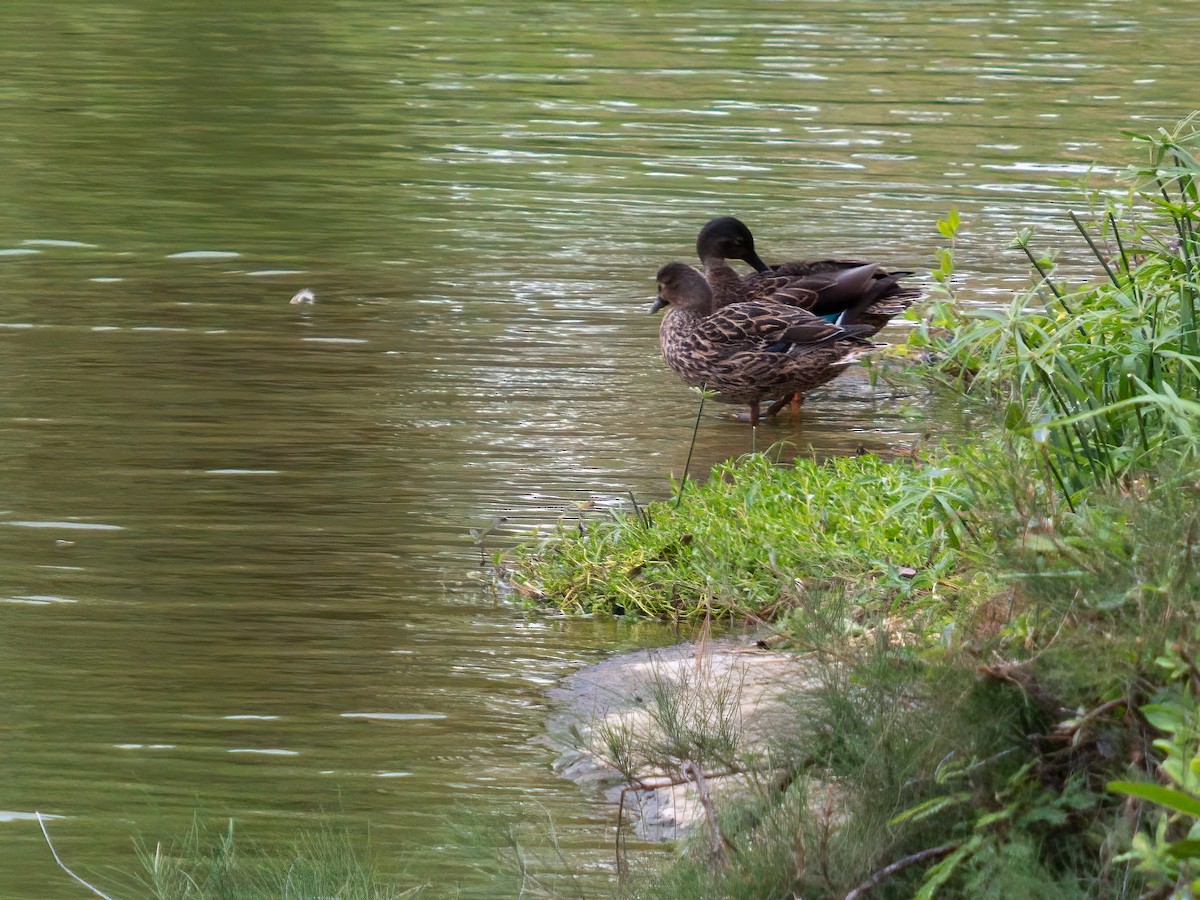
127, 819, 417, 899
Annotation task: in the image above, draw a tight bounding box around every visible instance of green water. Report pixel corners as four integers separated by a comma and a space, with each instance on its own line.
1, 0, 1197, 895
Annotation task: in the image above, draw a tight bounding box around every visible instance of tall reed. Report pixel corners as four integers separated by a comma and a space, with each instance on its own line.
921, 116, 1200, 498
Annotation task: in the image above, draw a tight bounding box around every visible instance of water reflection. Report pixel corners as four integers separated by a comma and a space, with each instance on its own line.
1, 0, 1199, 894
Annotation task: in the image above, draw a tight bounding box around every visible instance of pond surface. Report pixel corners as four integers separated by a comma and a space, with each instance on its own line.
1, 0, 1197, 894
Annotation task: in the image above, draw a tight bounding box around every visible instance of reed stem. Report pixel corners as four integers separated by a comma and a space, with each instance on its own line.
676, 389, 706, 509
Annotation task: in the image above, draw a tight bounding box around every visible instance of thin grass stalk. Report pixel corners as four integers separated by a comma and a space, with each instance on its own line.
1018, 243, 1083, 326
675, 389, 706, 510
1109, 213, 1142, 304
1133, 402, 1151, 455
1172, 206, 1200, 365
1071, 211, 1121, 288
1166, 195, 1200, 369
1040, 448, 1077, 513
1064, 214, 1119, 407
1005, 318, 1093, 479
1051, 347, 1119, 469
1146, 300, 1161, 393
1019, 244, 1065, 303
628, 491, 648, 528
1031, 363, 1106, 483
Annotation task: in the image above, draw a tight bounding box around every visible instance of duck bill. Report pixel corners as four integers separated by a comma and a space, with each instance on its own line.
648, 297, 668, 314
745, 250, 769, 273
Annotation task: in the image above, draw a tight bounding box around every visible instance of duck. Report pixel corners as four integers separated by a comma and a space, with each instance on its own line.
695, 216, 921, 334
650, 262, 876, 424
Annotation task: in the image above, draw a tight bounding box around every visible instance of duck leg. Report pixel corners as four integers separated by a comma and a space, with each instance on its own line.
763, 392, 806, 418
747, 400, 761, 425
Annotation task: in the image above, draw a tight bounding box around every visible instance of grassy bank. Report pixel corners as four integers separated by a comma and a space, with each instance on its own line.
504, 451, 987, 623
505, 117, 1200, 897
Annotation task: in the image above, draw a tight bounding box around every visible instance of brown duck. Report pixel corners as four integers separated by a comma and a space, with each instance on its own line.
695, 216, 921, 334
650, 262, 876, 424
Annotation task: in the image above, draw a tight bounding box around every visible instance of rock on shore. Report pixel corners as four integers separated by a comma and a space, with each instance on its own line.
546, 640, 820, 841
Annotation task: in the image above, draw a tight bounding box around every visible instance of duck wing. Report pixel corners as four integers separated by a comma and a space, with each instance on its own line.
761, 258, 877, 277
693, 301, 852, 351
744, 263, 922, 325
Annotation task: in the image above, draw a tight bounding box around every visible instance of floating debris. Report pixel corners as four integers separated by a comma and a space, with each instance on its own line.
289, 288, 316, 305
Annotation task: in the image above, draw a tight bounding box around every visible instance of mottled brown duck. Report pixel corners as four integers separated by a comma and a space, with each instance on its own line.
695, 215, 921, 334
650, 262, 876, 424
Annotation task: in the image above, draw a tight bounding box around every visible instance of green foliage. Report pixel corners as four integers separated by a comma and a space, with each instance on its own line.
918, 116, 1200, 497
503, 451, 981, 621
1108, 641, 1200, 895
898, 764, 1098, 900
129, 819, 418, 899
931, 208, 960, 286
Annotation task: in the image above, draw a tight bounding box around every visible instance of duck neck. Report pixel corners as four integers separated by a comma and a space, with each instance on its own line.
702, 255, 747, 309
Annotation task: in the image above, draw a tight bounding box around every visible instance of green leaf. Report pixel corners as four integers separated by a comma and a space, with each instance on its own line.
1008, 228, 1034, 250
936, 208, 961, 239
1166, 838, 1200, 860
1108, 781, 1200, 818
889, 792, 972, 826
915, 839, 978, 900
1003, 401, 1028, 431
1142, 703, 1187, 733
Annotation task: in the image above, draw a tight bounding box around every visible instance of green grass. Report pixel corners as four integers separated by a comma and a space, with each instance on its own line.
123, 819, 421, 899
502, 451, 987, 623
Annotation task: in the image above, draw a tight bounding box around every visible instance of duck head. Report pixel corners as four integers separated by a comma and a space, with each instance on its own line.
695, 216, 769, 271
650, 262, 714, 315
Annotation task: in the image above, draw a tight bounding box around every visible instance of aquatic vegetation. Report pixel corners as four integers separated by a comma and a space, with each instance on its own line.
913, 114, 1200, 498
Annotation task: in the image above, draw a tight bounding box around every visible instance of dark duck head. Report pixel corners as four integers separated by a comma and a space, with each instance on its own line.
695, 216, 769, 271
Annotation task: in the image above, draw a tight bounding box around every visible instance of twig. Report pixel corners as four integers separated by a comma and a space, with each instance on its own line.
843, 842, 960, 899
616, 786, 630, 882
36, 812, 116, 900
1056, 697, 1129, 737
1069, 211, 1121, 288
682, 760, 732, 865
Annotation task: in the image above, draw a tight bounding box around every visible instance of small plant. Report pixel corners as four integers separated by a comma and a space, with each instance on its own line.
891, 763, 1099, 899
1108, 639, 1200, 895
